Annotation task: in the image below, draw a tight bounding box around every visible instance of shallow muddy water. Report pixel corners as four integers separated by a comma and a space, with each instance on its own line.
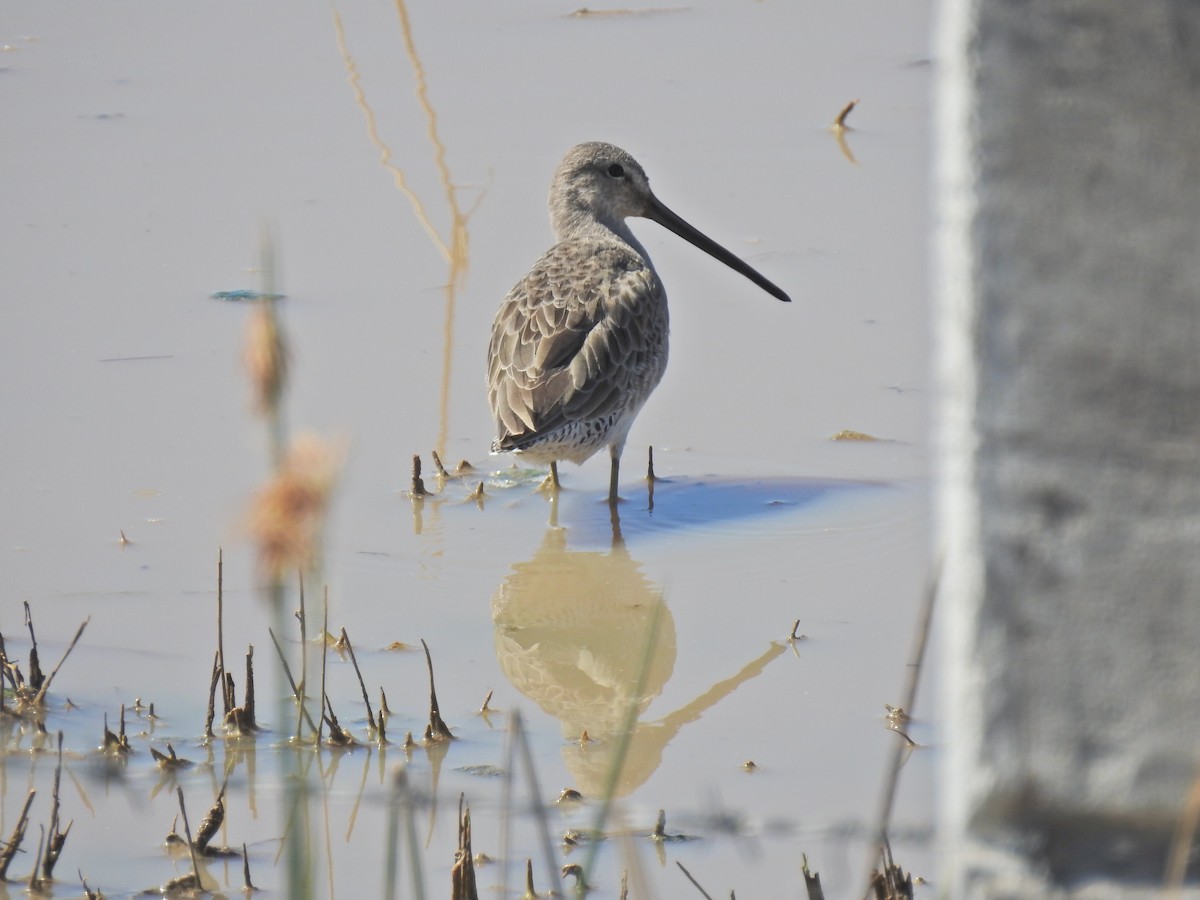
2, 0, 934, 896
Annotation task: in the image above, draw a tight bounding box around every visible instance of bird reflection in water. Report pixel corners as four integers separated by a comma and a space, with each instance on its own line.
491, 501, 785, 797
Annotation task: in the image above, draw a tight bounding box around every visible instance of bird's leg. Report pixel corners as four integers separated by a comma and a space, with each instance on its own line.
538, 461, 561, 497
608, 456, 621, 506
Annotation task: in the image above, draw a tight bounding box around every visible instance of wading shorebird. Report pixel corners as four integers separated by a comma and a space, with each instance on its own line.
487, 142, 790, 505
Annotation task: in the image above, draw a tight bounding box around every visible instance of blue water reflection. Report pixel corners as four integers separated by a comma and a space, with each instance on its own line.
560, 476, 891, 547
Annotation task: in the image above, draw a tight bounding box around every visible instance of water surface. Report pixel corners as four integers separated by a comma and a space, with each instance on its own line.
1, 1, 934, 895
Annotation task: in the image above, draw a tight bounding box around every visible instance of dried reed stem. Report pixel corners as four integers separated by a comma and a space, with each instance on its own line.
339, 628, 376, 731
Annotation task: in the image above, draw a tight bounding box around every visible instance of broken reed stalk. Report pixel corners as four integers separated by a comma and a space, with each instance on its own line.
242, 842, 256, 891
498, 710, 559, 898
268, 628, 319, 735
323, 695, 353, 746
204, 651, 220, 740
833, 98, 859, 129
193, 785, 226, 854
103, 707, 131, 755
267, 628, 300, 696
239, 644, 257, 730
339, 628, 377, 731
79, 870, 102, 899
31, 616, 90, 707
580, 593, 667, 888
615, 828, 654, 900
0, 630, 12, 713
431, 450, 449, 479
176, 787, 204, 891
0, 789, 36, 879
411, 455, 428, 497
868, 837, 914, 899
866, 567, 939, 885
383, 766, 427, 900
318, 592, 329, 745
29, 824, 47, 893
223, 672, 237, 720
23, 602, 45, 691
801, 853, 826, 900
376, 687, 390, 744
102, 712, 117, 752
316, 603, 355, 745
420, 639, 453, 741
645, 447, 657, 514
450, 794, 477, 900
42, 732, 70, 880
150, 742, 189, 768
218, 548, 233, 716
675, 861, 715, 899
294, 573, 310, 741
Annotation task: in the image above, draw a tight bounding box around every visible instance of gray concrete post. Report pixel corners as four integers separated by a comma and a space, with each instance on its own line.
936, 0, 1200, 895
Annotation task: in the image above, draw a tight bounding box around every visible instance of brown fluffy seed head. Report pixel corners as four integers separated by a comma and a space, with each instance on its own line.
248, 433, 343, 581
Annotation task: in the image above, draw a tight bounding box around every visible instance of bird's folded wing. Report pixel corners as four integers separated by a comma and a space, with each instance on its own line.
488, 241, 655, 448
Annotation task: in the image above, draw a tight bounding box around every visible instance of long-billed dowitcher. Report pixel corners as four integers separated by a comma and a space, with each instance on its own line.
487, 142, 790, 504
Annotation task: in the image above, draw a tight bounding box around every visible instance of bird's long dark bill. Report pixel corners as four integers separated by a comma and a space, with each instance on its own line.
647, 196, 791, 302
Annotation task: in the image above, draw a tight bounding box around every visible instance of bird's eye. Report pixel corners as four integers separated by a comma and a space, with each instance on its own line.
607, 163, 625, 178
